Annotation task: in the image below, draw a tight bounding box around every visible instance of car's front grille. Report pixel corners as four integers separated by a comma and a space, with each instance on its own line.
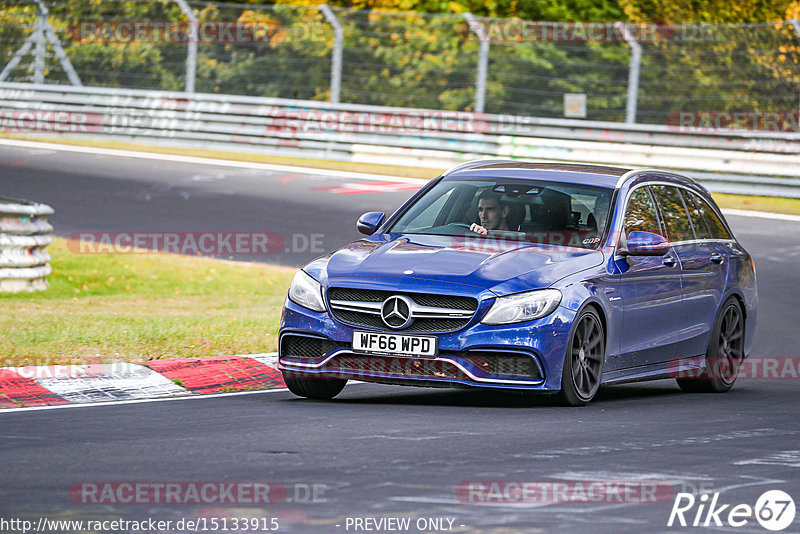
280, 335, 338, 360
327, 287, 478, 333
462, 351, 542, 379
321, 355, 469, 381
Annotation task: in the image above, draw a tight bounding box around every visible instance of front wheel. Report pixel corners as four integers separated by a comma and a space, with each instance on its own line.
677, 298, 744, 393
558, 308, 605, 406
282, 372, 347, 400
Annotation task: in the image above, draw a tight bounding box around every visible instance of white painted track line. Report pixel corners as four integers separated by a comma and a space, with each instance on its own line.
0, 138, 429, 184
721, 208, 800, 222
3, 138, 797, 220
0, 386, 286, 414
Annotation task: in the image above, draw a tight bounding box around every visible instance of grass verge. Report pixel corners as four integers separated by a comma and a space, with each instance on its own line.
710, 193, 800, 216
0, 237, 295, 367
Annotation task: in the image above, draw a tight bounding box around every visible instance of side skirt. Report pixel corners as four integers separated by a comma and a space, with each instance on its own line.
601, 354, 707, 385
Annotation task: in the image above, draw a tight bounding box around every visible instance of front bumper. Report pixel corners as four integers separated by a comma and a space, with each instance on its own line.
278, 296, 576, 392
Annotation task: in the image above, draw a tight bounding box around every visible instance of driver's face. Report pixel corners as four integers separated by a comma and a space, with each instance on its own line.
478, 199, 506, 230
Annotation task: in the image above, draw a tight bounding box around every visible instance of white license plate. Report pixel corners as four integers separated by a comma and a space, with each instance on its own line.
352, 331, 438, 358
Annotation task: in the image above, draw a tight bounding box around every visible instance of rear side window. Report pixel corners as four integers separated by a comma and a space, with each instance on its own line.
683, 190, 712, 240
690, 192, 732, 240
623, 187, 661, 235
651, 185, 694, 242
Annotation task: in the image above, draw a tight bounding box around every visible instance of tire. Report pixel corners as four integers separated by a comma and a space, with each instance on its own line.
676, 298, 744, 394
558, 307, 605, 406
282, 372, 347, 400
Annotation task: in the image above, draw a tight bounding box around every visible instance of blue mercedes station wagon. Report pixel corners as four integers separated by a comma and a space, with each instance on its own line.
278, 161, 757, 405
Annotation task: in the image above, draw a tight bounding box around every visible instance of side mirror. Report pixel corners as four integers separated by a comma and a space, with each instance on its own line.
356, 211, 385, 235
624, 231, 670, 256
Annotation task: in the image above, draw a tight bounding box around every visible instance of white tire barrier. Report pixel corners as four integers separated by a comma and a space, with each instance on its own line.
0, 198, 54, 292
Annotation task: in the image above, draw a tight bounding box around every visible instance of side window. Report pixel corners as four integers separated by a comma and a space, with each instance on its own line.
623, 187, 661, 235
683, 191, 712, 240
693, 194, 732, 240
651, 185, 694, 242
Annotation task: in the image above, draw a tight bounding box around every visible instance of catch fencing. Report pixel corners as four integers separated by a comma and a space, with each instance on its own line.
1, 1, 799, 125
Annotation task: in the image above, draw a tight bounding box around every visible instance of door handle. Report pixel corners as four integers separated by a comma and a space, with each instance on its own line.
662, 255, 677, 267
710, 253, 724, 264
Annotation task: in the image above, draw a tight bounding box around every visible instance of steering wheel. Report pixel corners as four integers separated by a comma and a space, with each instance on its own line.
449, 222, 483, 234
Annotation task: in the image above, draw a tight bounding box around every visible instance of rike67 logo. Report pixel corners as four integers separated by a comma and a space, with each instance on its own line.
668, 490, 796, 531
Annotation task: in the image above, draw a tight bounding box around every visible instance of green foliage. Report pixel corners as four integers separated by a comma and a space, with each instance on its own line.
619, 0, 794, 24
0, 0, 797, 124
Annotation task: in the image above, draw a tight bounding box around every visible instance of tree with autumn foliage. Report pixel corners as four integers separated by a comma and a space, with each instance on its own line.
0, 0, 798, 124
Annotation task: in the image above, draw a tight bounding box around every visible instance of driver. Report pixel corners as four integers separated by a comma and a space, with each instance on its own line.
470, 191, 510, 235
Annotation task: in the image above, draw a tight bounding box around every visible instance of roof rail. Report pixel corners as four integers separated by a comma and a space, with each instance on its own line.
440, 159, 519, 177
614, 167, 695, 189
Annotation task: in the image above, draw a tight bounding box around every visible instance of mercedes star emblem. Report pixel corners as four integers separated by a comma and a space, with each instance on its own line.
381, 295, 414, 329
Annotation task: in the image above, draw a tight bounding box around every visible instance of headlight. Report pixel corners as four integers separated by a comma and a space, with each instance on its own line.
288, 270, 326, 312
481, 289, 562, 325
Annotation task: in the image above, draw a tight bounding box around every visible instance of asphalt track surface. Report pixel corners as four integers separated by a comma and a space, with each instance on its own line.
1, 142, 799, 533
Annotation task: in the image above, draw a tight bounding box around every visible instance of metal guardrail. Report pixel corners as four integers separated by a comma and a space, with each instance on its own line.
1, 82, 799, 197
0, 197, 53, 292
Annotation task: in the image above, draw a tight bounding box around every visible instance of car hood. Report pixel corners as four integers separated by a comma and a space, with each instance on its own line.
307, 234, 604, 296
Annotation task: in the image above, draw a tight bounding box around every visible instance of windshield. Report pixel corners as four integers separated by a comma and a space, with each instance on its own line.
389, 177, 613, 250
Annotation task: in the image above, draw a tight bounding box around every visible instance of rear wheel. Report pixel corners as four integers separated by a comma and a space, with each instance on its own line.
558, 308, 605, 406
677, 298, 744, 393
282, 372, 347, 400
